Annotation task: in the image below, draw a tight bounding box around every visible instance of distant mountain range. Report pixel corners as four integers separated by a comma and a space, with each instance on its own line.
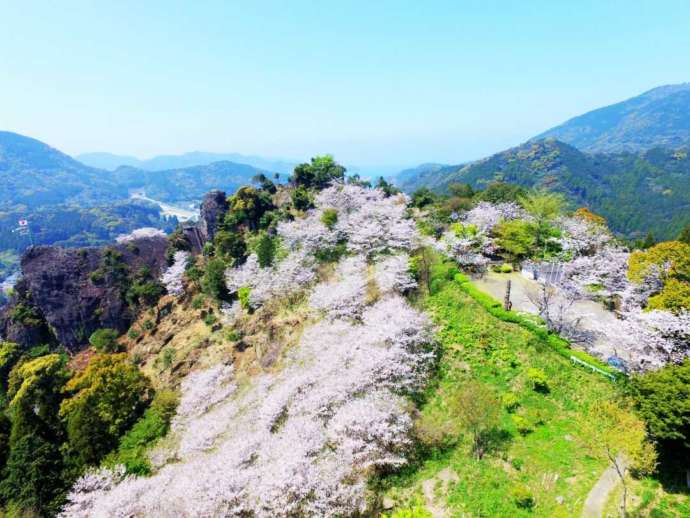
0, 132, 272, 210
397, 83, 690, 240
535, 83, 690, 153
77, 150, 297, 175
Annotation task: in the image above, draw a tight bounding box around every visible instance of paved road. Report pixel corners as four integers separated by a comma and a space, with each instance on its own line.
582, 457, 627, 518
471, 271, 627, 365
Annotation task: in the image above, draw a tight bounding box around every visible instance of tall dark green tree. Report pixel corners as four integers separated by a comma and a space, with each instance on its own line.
291, 155, 346, 189
201, 258, 229, 301
1, 354, 69, 516
256, 233, 276, 268
630, 359, 690, 455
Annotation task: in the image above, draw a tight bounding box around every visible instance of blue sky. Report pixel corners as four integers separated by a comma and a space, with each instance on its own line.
2, 1, 690, 167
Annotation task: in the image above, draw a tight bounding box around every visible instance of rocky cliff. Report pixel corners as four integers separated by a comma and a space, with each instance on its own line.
0, 234, 168, 352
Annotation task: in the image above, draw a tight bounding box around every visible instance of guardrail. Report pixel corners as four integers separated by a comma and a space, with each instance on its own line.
570, 355, 618, 381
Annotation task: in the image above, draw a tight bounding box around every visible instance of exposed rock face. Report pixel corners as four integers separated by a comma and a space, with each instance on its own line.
0, 235, 168, 352
198, 190, 228, 243
182, 190, 228, 253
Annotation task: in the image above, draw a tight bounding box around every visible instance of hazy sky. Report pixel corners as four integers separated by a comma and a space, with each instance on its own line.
2, 0, 690, 167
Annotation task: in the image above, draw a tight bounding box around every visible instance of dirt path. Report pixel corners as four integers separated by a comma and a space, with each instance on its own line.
582, 458, 627, 518
421, 468, 458, 518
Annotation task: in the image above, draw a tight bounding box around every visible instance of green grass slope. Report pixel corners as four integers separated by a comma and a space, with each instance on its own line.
378, 258, 685, 517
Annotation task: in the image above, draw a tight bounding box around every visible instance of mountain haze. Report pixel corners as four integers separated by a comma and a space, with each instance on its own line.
0, 131, 273, 209
77, 150, 297, 175
535, 83, 690, 153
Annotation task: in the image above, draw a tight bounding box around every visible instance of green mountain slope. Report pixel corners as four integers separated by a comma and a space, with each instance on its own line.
0, 131, 123, 209
0, 131, 273, 209
535, 83, 690, 153
110, 161, 273, 204
397, 139, 690, 239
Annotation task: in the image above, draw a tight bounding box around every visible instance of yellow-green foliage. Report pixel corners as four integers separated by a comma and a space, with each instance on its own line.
8, 354, 66, 410
320, 208, 338, 229
450, 222, 478, 238
493, 220, 536, 262
629, 241, 690, 313
382, 507, 433, 518
647, 278, 690, 314
629, 241, 690, 283
0, 341, 19, 386
60, 353, 152, 466
238, 286, 251, 310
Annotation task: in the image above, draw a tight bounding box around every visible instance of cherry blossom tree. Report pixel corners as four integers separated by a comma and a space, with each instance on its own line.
160, 251, 189, 296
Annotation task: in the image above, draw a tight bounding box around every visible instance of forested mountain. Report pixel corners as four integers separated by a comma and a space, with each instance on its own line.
77, 150, 297, 175
398, 139, 690, 239
535, 83, 690, 153
110, 161, 274, 204
0, 131, 123, 210
1, 131, 277, 210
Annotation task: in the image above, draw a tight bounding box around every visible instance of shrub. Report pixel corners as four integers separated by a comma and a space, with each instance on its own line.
201, 258, 229, 301
314, 242, 347, 263
202, 242, 215, 257
320, 208, 338, 229
502, 392, 520, 413
238, 287, 252, 311
225, 329, 242, 342
185, 257, 203, 283
127, 328, 140, 340
410, 187, 436, 208
256, 233, 276, 268
105, 390, 178, 475
511, 457, 524, 471
511, 414, 533, 436
191, 294, 206, 309
10, 302, 43, 327
527, 367, 549, 393
126, 281, 165, 308
142, 319, 154, 331
494, 219, 537, 262
382, 506, 433, 518
291, 186, 313, 211
161, 348, 175, 370
214, 230, 246, 264
290, 155, 345, 190
203, 313, 217, 326
89, 269, 105, 284
89, 328, 120, 353
511, 484, 534, 509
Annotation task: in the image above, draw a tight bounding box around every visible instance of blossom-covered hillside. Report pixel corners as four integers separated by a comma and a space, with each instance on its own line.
61, 184, 436, 517
7, 156, 685, 518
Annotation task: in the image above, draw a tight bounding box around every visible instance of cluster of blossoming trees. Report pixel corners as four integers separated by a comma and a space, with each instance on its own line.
61, 184, 434, 517
428, 199, 689, 371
